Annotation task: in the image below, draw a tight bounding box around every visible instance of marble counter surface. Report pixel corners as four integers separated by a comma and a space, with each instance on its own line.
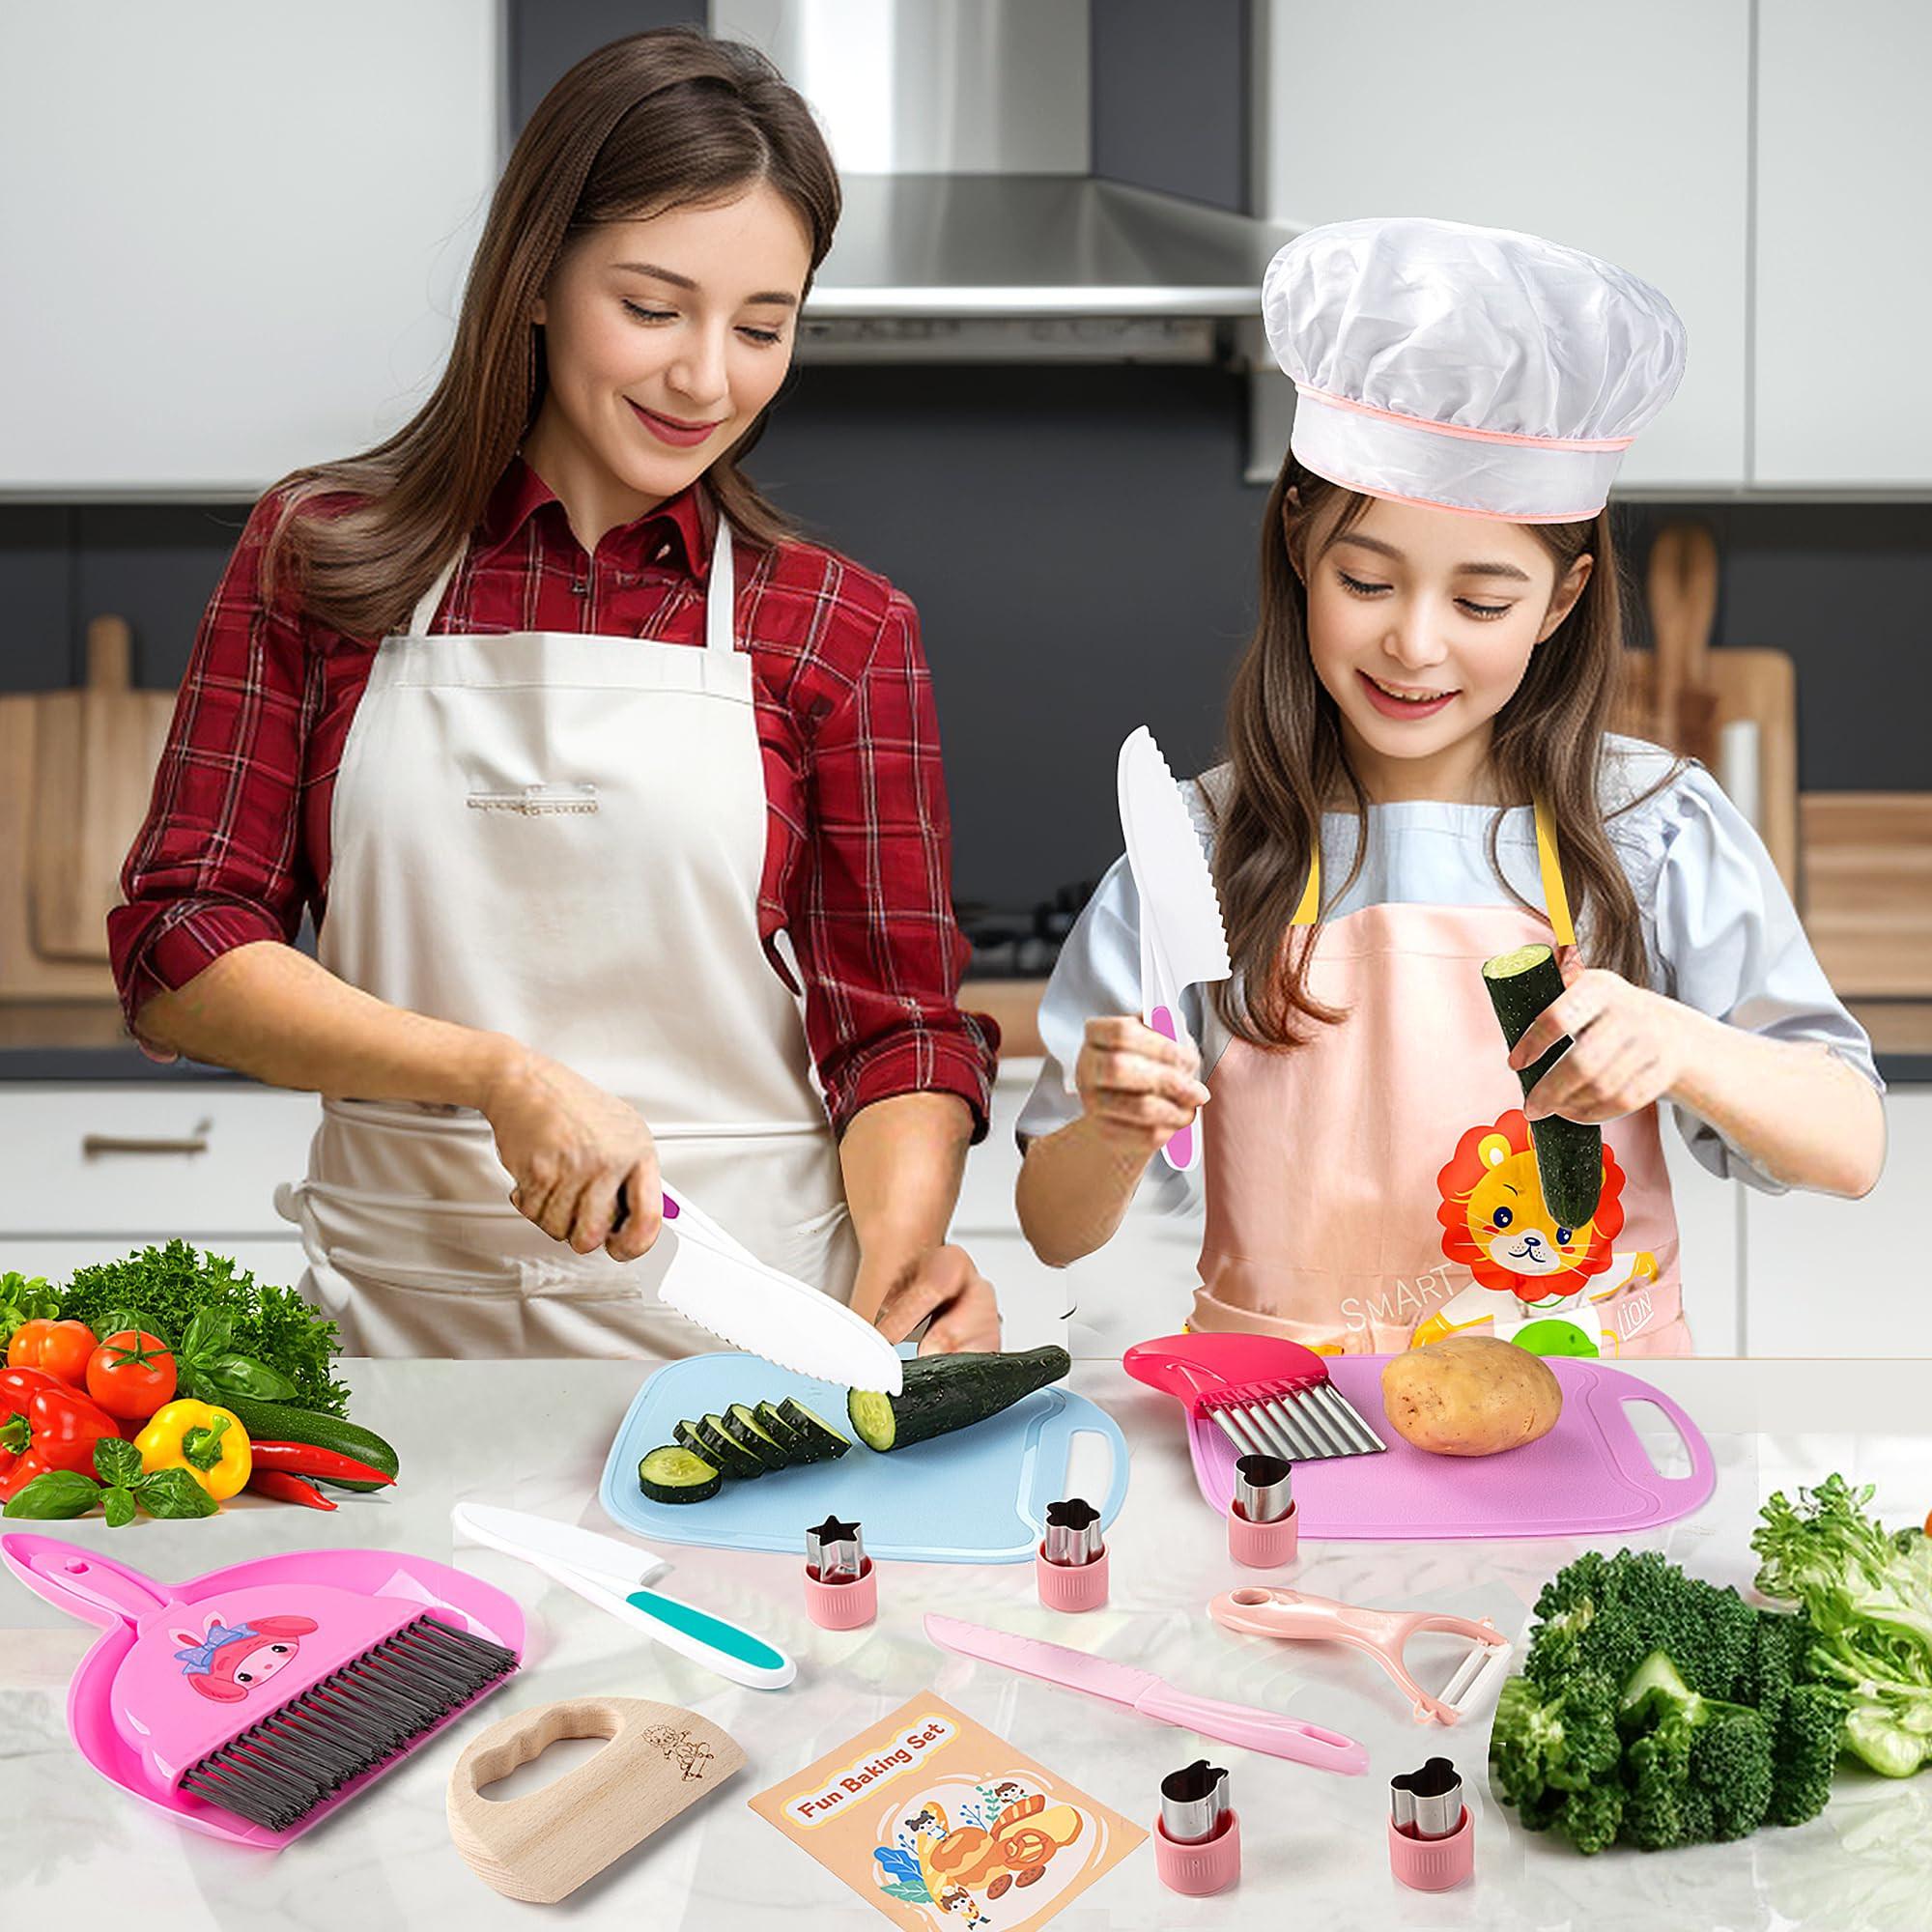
3, 1356, 1929, 1931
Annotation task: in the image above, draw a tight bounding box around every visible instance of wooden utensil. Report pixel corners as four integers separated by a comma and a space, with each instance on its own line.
446, 1696, 744, 1905
1645, 522, 1720, 767
28, 616, 176, 962
1800, 792, 1932, 997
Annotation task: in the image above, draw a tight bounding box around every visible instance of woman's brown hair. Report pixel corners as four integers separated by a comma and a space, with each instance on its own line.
260, 27, 838, 639
1209, 455, 1680, 1048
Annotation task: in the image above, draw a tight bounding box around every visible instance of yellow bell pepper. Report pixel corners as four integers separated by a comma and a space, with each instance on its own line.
134, 1399, 252, 1500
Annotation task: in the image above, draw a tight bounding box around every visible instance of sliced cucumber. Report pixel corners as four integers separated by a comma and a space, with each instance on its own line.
847, 1346, 1071, 1453
639, 1444, 721, 1504
778, 1398, 851, 1462
723, 1403, 790, 1471
673, 1417, 710, 1458
696, 1416, 765, 1480
753, 1401, 808, 1463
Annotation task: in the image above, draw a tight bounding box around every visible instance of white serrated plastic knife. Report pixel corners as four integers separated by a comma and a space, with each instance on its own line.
1117, 726, 1232, 1172
452, 1502, 796, 1690
646, 1182, 902, 1395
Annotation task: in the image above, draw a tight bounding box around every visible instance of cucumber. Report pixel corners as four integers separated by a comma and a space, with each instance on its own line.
673, 1417, 710, 1459
214, 1392, 400, 1493
723, 1404, 790, 1471
638, 1444, 721, 1504
778, 1398, 851, 1462
1481, 944, 1604, 1227
753, 1402, 808, 1463
695, 1417, 765, 1480
846, 1346, 1071, 1454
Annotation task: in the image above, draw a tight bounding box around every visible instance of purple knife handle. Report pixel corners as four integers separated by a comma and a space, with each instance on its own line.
1147, 1005, 1198, 1172
1134, 1680, 1370, 1776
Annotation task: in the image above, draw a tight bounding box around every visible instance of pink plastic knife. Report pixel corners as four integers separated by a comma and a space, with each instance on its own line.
923, 1613, 1368, 1776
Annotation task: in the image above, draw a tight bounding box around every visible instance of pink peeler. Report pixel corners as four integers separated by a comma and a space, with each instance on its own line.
1207, 1585, 1514, 1725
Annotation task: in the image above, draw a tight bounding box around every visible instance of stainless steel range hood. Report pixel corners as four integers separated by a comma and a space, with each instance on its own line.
712, 1, 1294, 362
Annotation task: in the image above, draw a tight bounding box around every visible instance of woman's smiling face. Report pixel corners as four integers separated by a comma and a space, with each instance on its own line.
526, 183, 812, 540
1293, 491, 1591, 798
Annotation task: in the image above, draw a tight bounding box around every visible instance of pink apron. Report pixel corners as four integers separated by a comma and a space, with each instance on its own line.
1192, 798, 1690, 1358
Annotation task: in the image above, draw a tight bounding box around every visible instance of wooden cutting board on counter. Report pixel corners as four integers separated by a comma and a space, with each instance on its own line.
1800, 792, 1932, 997
0, 616, 175, 1000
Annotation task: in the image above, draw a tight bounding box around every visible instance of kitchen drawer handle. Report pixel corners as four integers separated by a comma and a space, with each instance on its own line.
81, 1123, 212, 1158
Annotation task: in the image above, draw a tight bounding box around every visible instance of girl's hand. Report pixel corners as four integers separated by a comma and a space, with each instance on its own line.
1075, 1015, 1211, 1154
868, 1244, 1002, 1354
1506, 952, 1692, 1126
480, 1044, 663, 1261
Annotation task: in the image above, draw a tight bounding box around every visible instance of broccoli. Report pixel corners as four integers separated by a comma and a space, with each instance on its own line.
1489, 1548, 1849, 1855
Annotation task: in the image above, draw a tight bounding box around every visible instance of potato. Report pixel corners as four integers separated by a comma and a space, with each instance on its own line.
1379, 1335, 1562, 1457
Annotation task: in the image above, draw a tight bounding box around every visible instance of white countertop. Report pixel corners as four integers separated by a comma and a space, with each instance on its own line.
3, 1355, 1929, 1932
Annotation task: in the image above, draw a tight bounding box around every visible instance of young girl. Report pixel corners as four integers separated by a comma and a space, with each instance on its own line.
109, 28, 999, 1360
1015, 216, 1886, 1358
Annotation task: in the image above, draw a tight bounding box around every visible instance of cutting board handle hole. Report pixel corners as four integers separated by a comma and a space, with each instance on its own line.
1059, 1426, 1114, 1505
1622, 1396, 1692, 1481
473, 1732, 611, 1804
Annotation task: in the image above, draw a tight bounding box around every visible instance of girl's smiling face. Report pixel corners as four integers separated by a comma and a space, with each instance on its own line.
525, 183, 812, 543
1293, 492, 1591, 801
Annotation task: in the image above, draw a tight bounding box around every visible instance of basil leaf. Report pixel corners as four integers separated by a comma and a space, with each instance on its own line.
202, 1353, 298, 1404
93, 1437, 144, 1488
178, 1306, 234, 1365
3, 1471, 100, 1519
102, 1487, 137, 1528
133, 1467, 218, 1519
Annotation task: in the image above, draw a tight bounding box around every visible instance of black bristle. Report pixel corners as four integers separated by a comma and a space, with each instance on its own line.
180, 1610, 518, 1833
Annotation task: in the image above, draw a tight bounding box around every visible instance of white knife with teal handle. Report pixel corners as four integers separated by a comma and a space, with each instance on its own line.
451, 1502, 796, 1690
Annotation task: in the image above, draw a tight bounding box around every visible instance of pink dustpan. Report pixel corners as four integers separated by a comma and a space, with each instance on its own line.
1, 1534, 524, 1849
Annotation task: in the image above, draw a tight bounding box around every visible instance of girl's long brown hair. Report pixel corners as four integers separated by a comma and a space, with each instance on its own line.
260, 27, 839, 640
1209, 456, 1680, 1048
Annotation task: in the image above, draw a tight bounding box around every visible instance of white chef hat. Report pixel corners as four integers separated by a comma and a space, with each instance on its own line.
1261, 216, 1687, 522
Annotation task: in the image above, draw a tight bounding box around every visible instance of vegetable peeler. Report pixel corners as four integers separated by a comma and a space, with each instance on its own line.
1207, 1584, 1513, 1725
1123, 1330, 1386, 1461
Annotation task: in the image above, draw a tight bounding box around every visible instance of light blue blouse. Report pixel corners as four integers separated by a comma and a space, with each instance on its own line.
1015, 736, 1883, 1201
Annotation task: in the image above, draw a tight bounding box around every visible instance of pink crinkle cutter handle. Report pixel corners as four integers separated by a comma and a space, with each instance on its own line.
1208, 1585, 1512, 1725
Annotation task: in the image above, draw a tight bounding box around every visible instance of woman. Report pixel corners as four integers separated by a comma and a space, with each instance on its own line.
108, 29, 1002, 1359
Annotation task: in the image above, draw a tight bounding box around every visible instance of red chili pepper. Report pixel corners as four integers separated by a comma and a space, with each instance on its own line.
0, 1379, 122, 1496
247, 1468, 337, 1511
247, 1441, 394, 1487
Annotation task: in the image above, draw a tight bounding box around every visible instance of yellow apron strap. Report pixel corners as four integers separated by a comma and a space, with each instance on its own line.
1533, 794, 1577, 949
1291, 836, 1321, 925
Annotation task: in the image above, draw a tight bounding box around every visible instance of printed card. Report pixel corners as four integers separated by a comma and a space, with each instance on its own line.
749, 1692, 1144, 1930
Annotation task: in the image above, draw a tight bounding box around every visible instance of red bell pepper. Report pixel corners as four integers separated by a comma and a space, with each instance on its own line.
0, 1370, 123, 1502
6, 1319, 98, 1386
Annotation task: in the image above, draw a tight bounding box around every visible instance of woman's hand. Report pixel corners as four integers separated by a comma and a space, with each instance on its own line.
1074, 1015, 1211, 1154
867, 1244, 1002, 1355
479, 1044, 662, 1261
1506, 952, 1692, 1126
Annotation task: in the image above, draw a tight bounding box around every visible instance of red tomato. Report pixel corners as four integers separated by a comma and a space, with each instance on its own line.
6, 1318, 98, 1386
84, 1329, 178, 1421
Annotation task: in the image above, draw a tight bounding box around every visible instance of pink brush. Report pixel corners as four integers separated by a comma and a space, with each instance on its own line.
0, 1533, 524, 1848
1208, 1585, 1513, 1725
1122, 1331, 1387, 1463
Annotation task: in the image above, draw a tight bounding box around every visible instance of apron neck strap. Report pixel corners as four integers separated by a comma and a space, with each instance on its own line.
1288, 794, 1577, 945
407, 549, 464, 638
705, 519, 735, 656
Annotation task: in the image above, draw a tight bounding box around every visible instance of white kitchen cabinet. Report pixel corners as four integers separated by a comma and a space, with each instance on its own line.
1752, 2, 1932, 486
1741, 1085, 1930, 1354
0, 1085, 319, 1238
1255, 0, 1751, 491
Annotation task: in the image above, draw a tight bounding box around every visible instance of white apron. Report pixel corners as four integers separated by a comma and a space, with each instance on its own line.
275, 516, 858, 1357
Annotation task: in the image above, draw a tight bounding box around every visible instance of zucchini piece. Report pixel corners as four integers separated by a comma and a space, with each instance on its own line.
723, 1403, 790, 1471
753, 1401, 809, 1463
778, 1397, 851, 1462
846, 1345, 1071, 1454
214, 1393, 400, 1493
638, 1443, 721, 1504
695, 1416, 765, 1480
1482, 943, 1604, 1228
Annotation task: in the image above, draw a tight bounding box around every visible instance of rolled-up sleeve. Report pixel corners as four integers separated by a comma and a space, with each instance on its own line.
1645, 763, 1885, 1192
790, 593, 999, 1140
107, 492, 323, 1061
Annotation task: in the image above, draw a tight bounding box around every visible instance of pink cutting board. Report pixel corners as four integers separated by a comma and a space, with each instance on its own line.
1185, 1355, 1714, 1540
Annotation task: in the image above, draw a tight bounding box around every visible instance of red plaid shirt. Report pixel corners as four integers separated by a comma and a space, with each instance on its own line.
108, 457, 997, 1139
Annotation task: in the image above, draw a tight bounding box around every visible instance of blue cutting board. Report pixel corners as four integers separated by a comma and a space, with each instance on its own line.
597, 1350, 1129, 1563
